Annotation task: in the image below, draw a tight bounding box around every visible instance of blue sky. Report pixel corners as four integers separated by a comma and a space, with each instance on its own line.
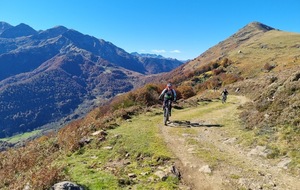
1, 0, 300, 60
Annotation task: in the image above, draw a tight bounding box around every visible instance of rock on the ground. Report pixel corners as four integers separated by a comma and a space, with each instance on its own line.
51, 181, 85, 190
199, 165, 212, 174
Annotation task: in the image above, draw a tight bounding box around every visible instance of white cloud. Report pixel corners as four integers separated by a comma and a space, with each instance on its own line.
151, 49, 166, 53
170, 50, 181, 53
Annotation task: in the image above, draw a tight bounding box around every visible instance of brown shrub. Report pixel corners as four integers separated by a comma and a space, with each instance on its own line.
109, 83, 161, 110
220, 73, 242, 86
206, 77, 221, 89
57, 119, 84, 152
30, 166, 64, 190
220, 58, 230, 67
212, 67, 225, 75
0, 134, 64, 190
195, 81, 209, 92
177, 85, 195, 99
209, 61, 220, 70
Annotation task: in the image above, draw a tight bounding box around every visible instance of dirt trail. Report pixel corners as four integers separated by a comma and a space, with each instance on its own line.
160, 95, 300, 190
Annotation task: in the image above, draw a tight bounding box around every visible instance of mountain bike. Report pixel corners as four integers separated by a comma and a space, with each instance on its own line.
163, 99, 172, 125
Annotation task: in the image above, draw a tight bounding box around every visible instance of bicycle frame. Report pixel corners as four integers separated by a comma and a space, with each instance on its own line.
222, 94, 227, 103
163, 99, 172, 125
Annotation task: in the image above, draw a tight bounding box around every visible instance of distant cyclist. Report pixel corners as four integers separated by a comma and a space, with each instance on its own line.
159, 83, 177, 116
221, 88, 228, 103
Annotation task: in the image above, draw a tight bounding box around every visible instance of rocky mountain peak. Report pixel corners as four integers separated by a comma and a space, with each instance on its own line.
131, 52, 165, 59
0, 23, 37, 38
229, 21, 275, 43
245, 21, 275, 32
37, 25, 69, 39
0, 21, 13, 34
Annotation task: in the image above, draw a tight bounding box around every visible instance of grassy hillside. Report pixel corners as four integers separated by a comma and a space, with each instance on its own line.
156, 24, 300, 171
228, 30, 300, 78
0, 84, 182, 189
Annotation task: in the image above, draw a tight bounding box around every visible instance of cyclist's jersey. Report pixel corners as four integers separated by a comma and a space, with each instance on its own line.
160, 88, 176, 101
222, 90, 228, 96
165, 90, 173, 100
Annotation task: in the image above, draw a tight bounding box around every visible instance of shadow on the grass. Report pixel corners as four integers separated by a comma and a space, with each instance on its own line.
166, 120, 223, 128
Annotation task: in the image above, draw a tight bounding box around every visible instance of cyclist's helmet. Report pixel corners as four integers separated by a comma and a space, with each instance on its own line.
167, 83, 172, 88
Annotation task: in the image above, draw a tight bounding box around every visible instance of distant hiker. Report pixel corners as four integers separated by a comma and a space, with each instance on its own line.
159, 83, 177, 115
221, 88, 228, 103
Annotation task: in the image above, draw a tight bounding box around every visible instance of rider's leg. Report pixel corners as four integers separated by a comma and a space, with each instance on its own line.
163, 99, 166, 110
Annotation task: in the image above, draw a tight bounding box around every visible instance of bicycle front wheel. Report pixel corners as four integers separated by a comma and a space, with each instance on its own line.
164, 106, 169, 125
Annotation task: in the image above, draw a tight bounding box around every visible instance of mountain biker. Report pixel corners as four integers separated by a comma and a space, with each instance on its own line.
221, 88, 228, 103
159, 83, 177, 116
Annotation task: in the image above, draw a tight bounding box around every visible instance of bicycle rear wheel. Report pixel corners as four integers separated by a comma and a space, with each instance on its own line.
222, 95, 227, 103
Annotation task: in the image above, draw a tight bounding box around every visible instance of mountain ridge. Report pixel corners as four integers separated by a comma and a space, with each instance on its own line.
0, 22, 183, 137
0, 23, 37, 38
0, 22, 13, 34
158, 21, 277, 81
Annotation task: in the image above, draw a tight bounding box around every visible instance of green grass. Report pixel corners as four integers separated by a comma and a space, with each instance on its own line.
0, 130, 42, 143
57, 110, 177, 189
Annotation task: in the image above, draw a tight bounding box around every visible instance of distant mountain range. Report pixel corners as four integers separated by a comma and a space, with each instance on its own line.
0, 22, 184, 137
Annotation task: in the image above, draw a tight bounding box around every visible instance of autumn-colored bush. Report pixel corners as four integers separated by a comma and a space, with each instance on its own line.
110, 93, 135, 111
134, 84, 161, 106
212, 67, 225, 75
177, 85, 195, 99
30, 166, 64, 190
194, 65, 210, 76
109, 83, 161, 112
57, 119, 86, 152
0, 133, 64, 190
206, 77, 221, 89
220, 58, 230, 67
219, 73, 243, 86
209, 61, 220, 70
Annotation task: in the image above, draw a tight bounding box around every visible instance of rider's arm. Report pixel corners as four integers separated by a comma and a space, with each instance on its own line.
172, 89, 177, 101
159, 89, 167, 100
